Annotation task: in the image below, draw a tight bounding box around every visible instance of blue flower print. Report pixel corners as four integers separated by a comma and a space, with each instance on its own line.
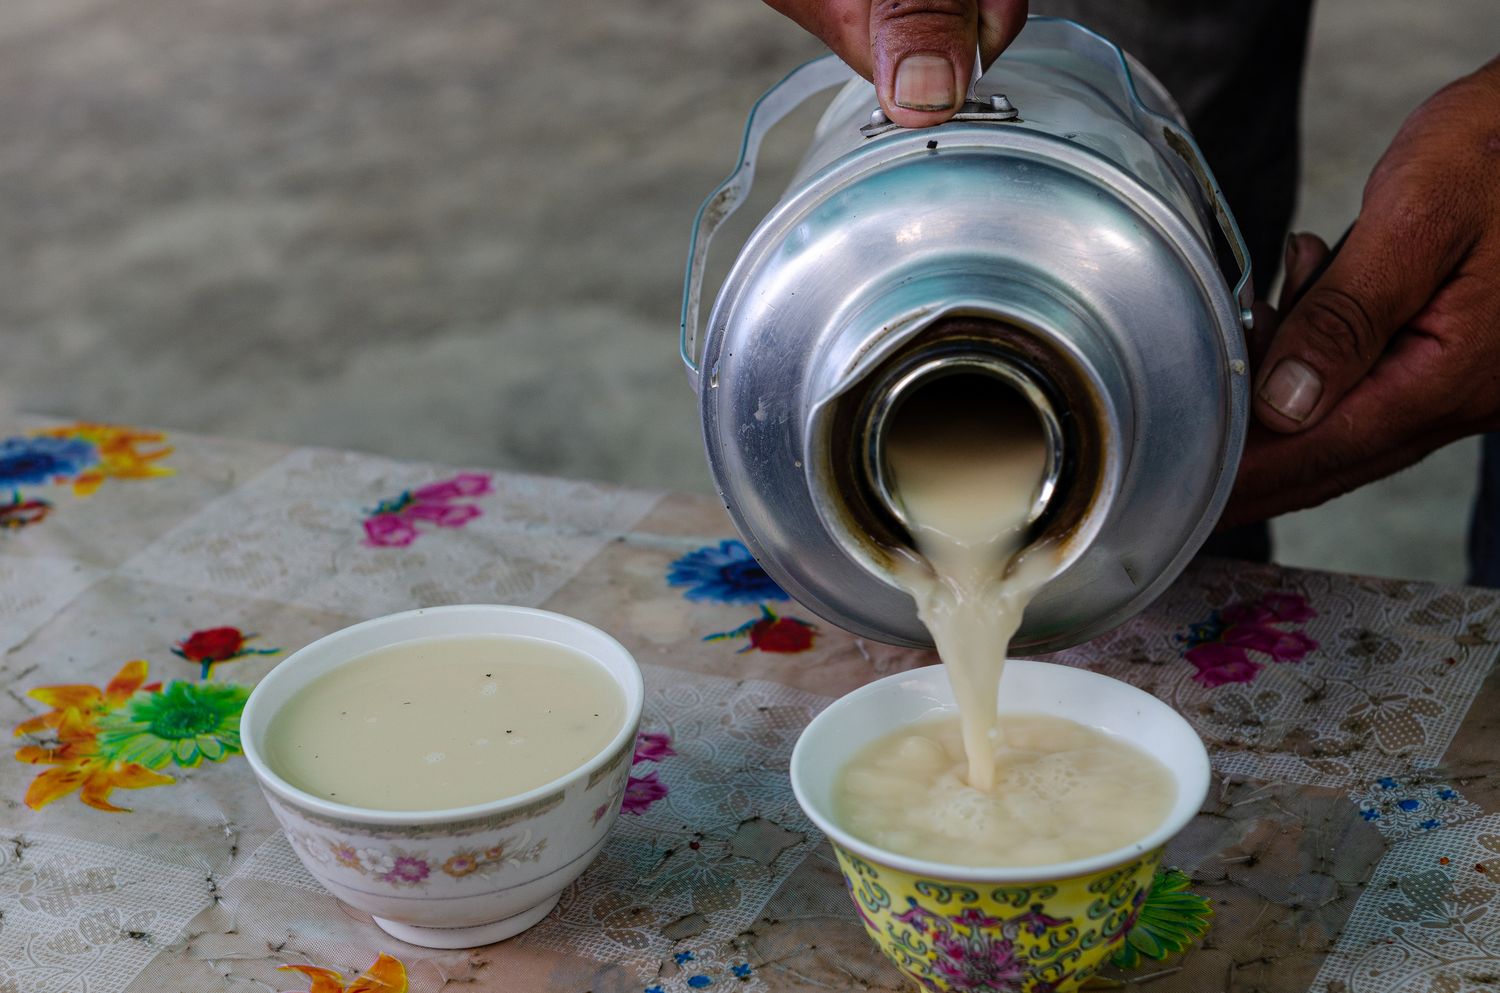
731, 964, 753, 978
687, 978, 712, 989
0, 435, 98, 489
667, 540, 789, 605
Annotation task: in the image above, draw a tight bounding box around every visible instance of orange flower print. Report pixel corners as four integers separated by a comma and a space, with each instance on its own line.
13, 660, 154, 739
279, 953, 408, 993
12, 659, 185, 813
32, 423, 173, 497
443, 852, 480, 877
15, 708, 173, 812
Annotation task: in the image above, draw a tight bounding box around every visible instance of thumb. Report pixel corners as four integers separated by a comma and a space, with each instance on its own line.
1253, 218, 1447, 433
870, 1, 1027, 129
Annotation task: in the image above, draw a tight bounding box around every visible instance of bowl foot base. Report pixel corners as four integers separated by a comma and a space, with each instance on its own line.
372, 893, 560, 949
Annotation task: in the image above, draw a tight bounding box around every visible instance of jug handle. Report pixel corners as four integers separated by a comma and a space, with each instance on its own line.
1155, 120, 1257, 331
680, 55, 857, 387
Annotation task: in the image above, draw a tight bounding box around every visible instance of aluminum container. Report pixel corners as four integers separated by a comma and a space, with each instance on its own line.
680, 17, 1253, 653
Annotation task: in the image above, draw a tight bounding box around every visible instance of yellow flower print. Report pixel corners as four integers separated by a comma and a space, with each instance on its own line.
15, 708, 173, 812
279, 953, 408, 993
33, 422, 173, 496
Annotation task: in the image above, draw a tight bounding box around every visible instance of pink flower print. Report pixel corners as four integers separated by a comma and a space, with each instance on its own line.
621, 771, 669, 815
633, 731, 676, 764
1185, 644, 1264, 687
382, 856, 430, 885
1179, 590, 1318, 686
1223, 625, 1318, 662
413, 473, 492, 501
363, 513, 419, 548
1260, 591, 1316, 623
331, 843, 361, 868
953, 907, 1002, 929
362, 472, 490, 547
405, 502, 483, 527
592, 802, 610, 825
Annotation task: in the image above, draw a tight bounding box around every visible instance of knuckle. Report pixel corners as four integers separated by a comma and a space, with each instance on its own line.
1293, 287, 1383, 366
872, 0, 974, 25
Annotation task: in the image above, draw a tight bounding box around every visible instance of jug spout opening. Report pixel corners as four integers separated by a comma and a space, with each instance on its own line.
809, 314, 1121, 588
861, 351, 1065, 546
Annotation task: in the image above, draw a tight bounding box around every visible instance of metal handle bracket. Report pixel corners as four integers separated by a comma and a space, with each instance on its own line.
680, 55, 856, 386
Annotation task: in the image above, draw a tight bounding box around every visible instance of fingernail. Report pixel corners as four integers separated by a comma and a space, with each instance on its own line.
1283, 232, 1301, 275
1259, 358, 1322, 422
894, 53, 956, 111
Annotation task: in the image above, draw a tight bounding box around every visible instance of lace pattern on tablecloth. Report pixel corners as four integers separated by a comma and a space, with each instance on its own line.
0, 833, 213, 993
1312, 812, 1500, 993
118, 447, 660, 618
1052, 563, 1497, 791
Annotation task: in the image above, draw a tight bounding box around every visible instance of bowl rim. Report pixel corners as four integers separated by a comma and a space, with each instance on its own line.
240, 604, 645, 826
789, 659, 1210, 883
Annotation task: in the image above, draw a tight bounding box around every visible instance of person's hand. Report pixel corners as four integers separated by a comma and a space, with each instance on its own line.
1222, 57, 1500, 529
762, 0, 1029, 128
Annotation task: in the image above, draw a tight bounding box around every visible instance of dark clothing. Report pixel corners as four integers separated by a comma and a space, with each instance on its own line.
1471, 435, 1500, 587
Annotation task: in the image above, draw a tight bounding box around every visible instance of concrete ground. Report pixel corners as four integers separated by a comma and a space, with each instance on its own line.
1, 0, 1492, 585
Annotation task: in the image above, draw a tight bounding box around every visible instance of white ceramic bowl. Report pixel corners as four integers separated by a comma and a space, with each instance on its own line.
241, 605, 643, 949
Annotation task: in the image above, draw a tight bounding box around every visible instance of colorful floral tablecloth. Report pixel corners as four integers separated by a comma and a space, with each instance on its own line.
2, 417, 1498, 993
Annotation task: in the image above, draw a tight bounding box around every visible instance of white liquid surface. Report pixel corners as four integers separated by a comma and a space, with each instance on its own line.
266, 635, 625, 811
836, 714, 1176, 866
884, 373, 1056, 791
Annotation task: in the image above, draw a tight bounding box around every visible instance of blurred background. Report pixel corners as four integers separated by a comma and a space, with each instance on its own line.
2, 0, 1492, 583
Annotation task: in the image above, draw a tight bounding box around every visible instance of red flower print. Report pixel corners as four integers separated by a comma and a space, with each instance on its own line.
0, 493, 50, 529
171, 627, 280, 681
750, 611, 817, 653
177, 628, 245, 663
173, 626, 280, 680
633, 731, 676, 764
621, 771, 669, 815
1179, 591, 1318, 687
706, 605, 818, 655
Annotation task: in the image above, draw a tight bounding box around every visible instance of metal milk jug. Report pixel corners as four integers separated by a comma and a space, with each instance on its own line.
679, 17, 1254, 654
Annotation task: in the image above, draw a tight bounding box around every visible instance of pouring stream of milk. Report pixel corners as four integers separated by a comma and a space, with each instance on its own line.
884, 373, 1056, 791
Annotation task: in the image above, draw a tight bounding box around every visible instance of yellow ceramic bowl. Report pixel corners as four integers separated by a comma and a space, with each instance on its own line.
790, 660, 1210, 992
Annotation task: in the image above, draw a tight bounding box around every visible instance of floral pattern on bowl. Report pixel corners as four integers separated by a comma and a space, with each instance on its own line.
836, 845, 1159, 992
289, 827, 548, 887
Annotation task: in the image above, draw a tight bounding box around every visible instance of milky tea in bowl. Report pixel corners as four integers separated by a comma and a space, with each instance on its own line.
836, 712, 1177, 868
265, 634, 625, 811
240, 605, 643, 949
